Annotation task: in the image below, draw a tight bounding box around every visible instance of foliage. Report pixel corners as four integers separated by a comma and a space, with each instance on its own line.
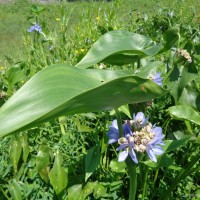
0, 0, 199, 199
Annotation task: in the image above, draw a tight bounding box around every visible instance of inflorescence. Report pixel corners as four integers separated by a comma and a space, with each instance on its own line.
27, 23, 42, 33
108, 112, 165, 163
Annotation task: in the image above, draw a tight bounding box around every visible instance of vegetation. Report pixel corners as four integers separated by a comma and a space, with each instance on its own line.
0, 0, 199, 199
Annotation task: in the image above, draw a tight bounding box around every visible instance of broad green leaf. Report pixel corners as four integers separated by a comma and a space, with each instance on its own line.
49, 152, 68, 196
109, 159, 126, 173
170, 65, 197, 103
103, 54, 138, 65
85, 146, 100, 182
82, 182, 97, 199
178, 84, 200, 111
159, 29, 179, 54
30, 4, 45, 14
93, 183, 107, 199
9, 135, 22, 174
195, 136, 200, 144
8, 179, 22, 200
75, 30, 162, 68
134, 61, 163, 78
21, 133, 30, 163
36, 145, 50, 183
168, 105, 200, 125
68, 184, 83, 200
6, 63, 26, 94
117, 104, 132, 119
110, 104, 132, 118
143, 155, 174, 169
0, 64, 167, 138
163, 137, 191, 153
173, 131, 193, 140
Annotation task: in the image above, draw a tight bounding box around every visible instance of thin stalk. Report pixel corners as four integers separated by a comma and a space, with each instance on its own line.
126, 157, 137, 200
142, 167, 149, 199
141, 155, 149, 199
114, 108, 124, 137
138, 153, 145, 188
153, 169, 159, 184
163, 64, 175, 84
161, 153, 200, 200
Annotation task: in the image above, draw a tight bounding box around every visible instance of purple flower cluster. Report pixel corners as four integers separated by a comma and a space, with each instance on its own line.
27, 24, 42, 33
108, 112, 165, 163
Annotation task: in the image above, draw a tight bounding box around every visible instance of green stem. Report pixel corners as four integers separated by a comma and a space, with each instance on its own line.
126, 157, 137, 200
142, 167, 149, 199
114, 108, 124, 137
161, 153, 200, 200
153, 169, 159, 184
163, 64, 175, 84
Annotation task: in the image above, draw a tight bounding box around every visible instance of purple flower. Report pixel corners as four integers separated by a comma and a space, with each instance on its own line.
107, 120, 132, 144
131, 112, 149, 130
148, 72, 163, 86
107, 115, 165, 164
116, 136, 138, 164
153, 73, 162, 86
107, 120, 120, 144
146, 126, 165, 162
27, 24, 42, 33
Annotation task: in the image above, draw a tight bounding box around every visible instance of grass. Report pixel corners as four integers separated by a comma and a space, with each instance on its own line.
0, 0, 199, 67
0, 0, 199, 199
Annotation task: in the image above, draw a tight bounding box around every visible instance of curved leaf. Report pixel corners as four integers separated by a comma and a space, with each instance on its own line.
0, 64, 167, 137
85, 146, 100, 182
159, 29, 179, 54
168, 105, 200, 125
8, 179, 22, 200
68, 184, 83, 200
75, 30, 162, 68
49, 152, 68, 196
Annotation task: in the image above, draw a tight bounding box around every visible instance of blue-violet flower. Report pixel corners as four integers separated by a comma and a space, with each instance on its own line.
27, 24, 42, 33
130, 112, 149, 130
107, 119, 132, 144
108, 112, 165, 164
148, 72, 163, 86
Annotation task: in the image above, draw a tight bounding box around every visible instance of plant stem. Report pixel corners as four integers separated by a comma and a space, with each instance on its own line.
153, 169, 159, 184
163, 64, 175, 84
126, 157, 137, 200
114, 108, 124, 137
161, 153, 200, 200
142, 166, 149, 198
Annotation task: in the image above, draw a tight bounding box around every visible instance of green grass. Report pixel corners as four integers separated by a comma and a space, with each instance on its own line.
0, 0, 199, 199
0, 0, 199, 67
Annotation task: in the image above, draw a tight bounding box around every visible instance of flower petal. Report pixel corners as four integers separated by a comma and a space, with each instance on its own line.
152, 146, 164, 155
123, 124, 132, 136
108, 138, 118, 144
129, 148, 138, 164
133, 112, 149, 129
146, 148, 157, 162
111, 119, 118, 129
107, 127, 120, 144
153, 73, 163, 86
116, 144, 129, 151
118, 151, 128, 162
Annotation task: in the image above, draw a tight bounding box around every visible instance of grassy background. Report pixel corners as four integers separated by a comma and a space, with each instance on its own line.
0, 0, 199, 67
